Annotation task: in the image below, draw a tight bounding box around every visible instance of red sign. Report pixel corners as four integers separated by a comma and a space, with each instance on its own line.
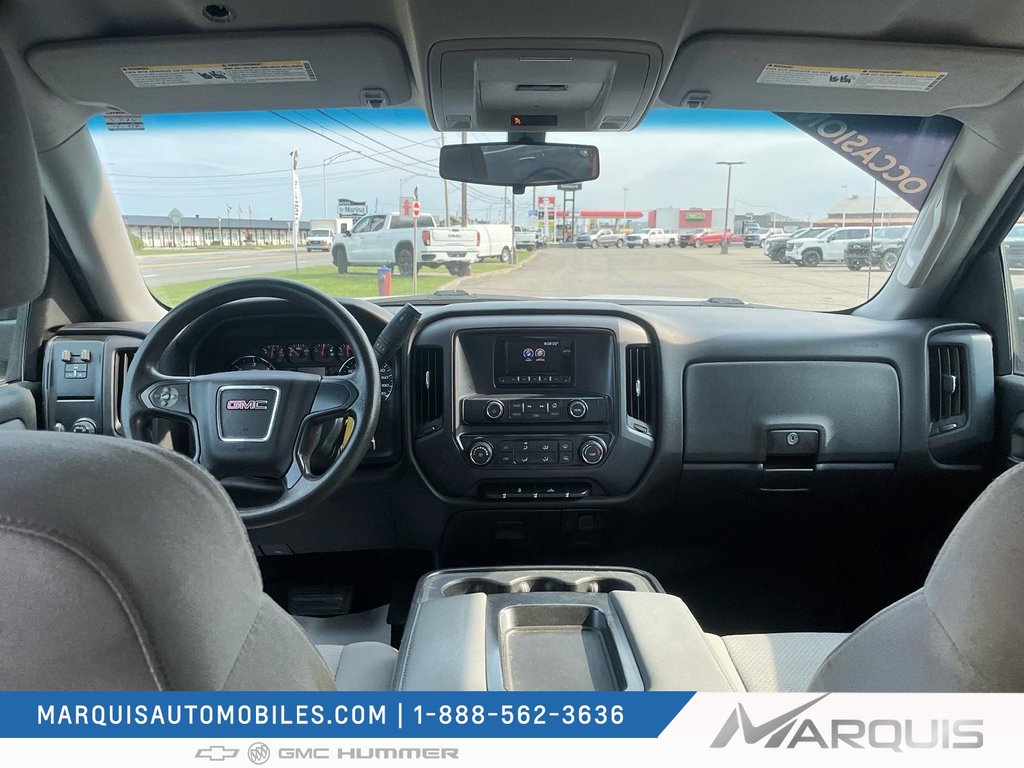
412, 200, 421, 219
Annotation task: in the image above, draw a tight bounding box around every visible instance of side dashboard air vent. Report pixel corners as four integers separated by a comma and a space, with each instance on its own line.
410, 346, 443, 436
111, 347, 137, 436
625, 344, 655, 434
929, 343, 967, 431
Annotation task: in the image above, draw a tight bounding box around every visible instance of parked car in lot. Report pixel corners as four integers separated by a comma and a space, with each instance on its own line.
332, 212, 479, 276
693, 229, 742, 248
844, 225, 912, 271
786, 226, 869, 266
304, 228, 334, 252
742, 227, 782, 248
575, 228, 624, 248
762, 227, 828, 262
677, 228, 710, 247
1001, 224, 1024, 269
625, 228, 675, 248
513, 224, 542, 251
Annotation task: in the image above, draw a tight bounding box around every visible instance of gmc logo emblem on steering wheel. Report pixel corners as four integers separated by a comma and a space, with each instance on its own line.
225, 399, 269, 410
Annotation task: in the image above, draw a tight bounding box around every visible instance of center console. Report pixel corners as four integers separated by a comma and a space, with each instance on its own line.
409, 315, 656, 500
393, 567, 742, 691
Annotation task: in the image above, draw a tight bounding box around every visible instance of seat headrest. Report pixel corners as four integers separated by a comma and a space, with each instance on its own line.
0, 51, 47, 310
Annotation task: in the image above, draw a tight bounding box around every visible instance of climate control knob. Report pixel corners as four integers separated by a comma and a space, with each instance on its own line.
579, 438, 607, 465
468, 440, 495, 466
484, 400, 505, 420
567, 399, 588, 420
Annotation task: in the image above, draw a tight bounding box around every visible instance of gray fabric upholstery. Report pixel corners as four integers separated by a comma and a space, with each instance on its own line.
610, 591, 742, 691
0, 50, 47, 310
0, 430, 390, 690
810, 461, 1024, 692
318, 642, 399, 691
718, 632, 846, 692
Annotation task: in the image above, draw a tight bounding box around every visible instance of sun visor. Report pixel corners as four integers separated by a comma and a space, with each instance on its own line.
26, 29, 412, 114
427, 39, 662, 132
660, 34, 1024, 115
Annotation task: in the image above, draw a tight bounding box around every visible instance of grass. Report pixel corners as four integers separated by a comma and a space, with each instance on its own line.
150, 265, 454, 306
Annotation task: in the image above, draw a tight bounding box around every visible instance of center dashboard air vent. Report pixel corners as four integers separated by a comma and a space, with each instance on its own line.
625, 344, 655, 434
929, 343, 967, 433
411, 346, 443, 437
111, 347, 137, 436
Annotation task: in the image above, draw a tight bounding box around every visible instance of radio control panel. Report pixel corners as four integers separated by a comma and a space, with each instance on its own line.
462, 396, 609, 425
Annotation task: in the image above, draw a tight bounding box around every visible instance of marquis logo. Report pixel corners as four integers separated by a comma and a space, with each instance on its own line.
710, 694, 983, 751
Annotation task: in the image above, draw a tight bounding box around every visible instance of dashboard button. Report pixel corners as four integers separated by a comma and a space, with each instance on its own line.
558, 452, 573, 464
498, 453, 514, 465
536, 441, 555, 453
507, 483, 534, 499
568, 400, 588, 419
468, 441, 494, 466
538, 453, 554, 464
499, 441, 514, 453
557, 440, 573, 452
484, 400, 505, 420
580, 438, 607, 465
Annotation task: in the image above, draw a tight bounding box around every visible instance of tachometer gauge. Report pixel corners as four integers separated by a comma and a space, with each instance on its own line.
337, 344, 356, 375
260, 344, 284, 364
379, 362, 395, 401
311, 342, 335, 363
285, 343, 310, 364
232, 355, 274, 371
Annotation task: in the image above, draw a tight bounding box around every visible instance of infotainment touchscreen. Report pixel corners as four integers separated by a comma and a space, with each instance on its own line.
497, 336, 574, 384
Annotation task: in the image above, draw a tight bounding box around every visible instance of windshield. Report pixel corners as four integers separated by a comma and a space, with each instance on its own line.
90, 108, 959, 310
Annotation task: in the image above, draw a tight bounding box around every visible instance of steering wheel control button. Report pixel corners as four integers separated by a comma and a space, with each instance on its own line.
484, 400, 505, 420
580, 438, 607, 465
154, 385, 180, 409
568, 399, 588, 419
142, 382, 190, 415
216, 385, 280, 442
71, 418, 97, 434
468, 440, 494, 466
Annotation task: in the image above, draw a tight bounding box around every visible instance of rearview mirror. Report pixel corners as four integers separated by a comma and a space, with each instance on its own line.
439, 142, 599, 187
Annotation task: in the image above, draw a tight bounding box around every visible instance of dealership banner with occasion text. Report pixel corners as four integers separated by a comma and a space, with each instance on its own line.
0, 692, 1021, 766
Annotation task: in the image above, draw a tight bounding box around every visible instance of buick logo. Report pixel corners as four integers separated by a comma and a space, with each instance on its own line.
226, 399, 269, 410
247, 742, 270, 765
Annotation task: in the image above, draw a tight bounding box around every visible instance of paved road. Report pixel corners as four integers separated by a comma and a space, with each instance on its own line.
137, 247, 334, 286
457, 244, 893, 311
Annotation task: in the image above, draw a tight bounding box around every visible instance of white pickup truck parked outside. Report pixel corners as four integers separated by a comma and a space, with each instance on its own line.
625, 228, 675, 248
332, 212, 479, 276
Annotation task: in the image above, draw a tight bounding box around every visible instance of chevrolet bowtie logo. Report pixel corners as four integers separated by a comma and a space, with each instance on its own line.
195, 745, 240, 761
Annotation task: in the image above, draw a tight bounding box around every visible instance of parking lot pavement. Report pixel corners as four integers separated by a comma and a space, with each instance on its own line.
137, 247, 332, 286
457, 245, 893, 310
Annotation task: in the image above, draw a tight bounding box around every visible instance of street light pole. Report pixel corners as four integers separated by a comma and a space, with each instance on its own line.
622, 187, 629, 229
322, 151, 353, 217
716, 161, 745, 254
841, 184, 849, 226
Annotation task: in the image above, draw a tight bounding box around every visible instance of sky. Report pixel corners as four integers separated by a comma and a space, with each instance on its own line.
88, 108, 924, 224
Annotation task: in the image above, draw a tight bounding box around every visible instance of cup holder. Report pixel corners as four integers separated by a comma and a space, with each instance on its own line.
441, 578, 508, 597
439, 573, 643, 598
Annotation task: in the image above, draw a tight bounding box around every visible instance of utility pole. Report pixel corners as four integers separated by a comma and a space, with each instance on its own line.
460, 131, 468, 226
503, 188, 508, 223
511, 192, 517, 265
441, 132, 451, 225
716, 161, 744, 254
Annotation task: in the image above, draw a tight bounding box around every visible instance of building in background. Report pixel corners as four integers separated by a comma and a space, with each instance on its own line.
818, 196, 917, 227
123, 215, 311, 248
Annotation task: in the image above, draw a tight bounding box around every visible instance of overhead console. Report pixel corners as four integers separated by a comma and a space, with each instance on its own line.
409, 315, 656, 501
426, 39, 663, 131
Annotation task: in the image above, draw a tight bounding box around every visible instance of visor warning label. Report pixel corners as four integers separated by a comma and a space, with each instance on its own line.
758, 63, 946, 92
121, 60, 317, 88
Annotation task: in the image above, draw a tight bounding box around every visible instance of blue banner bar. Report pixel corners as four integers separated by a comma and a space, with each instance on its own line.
0, 692, 693, 739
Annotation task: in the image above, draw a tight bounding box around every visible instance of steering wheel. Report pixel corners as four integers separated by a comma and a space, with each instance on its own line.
121, 278, 380, 527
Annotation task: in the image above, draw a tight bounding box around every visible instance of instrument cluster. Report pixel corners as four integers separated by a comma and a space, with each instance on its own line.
231, 341, 394, 400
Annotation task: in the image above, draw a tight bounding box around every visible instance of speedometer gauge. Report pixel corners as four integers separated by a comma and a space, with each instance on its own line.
311, 342, 335, 363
